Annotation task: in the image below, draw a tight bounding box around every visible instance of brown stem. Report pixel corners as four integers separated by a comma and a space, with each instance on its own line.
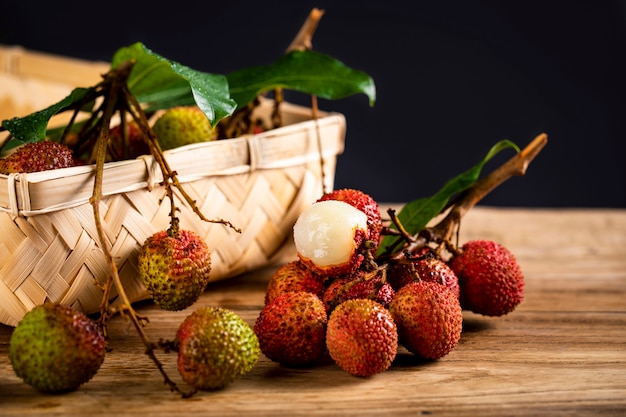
286, 8, 325, 52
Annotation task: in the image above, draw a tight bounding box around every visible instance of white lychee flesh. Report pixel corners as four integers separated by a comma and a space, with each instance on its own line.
293, 200, 368, 268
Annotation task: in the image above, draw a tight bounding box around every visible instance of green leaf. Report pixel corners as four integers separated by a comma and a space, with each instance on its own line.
111, 42, 237, 126
377, 140, 521, 255
227, 50, 376, 109
1, 87, 94, 149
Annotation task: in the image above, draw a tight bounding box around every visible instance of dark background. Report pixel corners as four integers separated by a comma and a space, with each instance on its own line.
2, 0, 625, 207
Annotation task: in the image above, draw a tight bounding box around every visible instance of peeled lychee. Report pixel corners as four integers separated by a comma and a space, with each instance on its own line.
0, 141, 75, 174
326, 298, 398, 377
389, 281, 462, 360
9, 303, 106, 393
152, 106, 216, 150
138, 228, 211, 311
293, 199, 369, 276
175, 306, 260, 390
254, 292, 328, 367
264, 260, 325, 305
449, 239, 524, 316
317, 188, 383, 247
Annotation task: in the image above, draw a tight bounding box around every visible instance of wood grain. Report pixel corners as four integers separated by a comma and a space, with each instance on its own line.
1, 206, 625, 416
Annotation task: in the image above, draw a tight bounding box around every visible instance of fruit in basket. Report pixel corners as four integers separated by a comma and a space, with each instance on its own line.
449, 239, 524, 316
175, 306, 260, 390
388, 256, 460, 298
0, 140, 76, 174
326, 298, 398, 377
108, 121, 150, 160
317, 188, 383, 248
9, 303, 106, 393
254, 291, 328, 366
138, 229, 212, 311
389, 280, 462, 360
152, 106, 217, 150
264, 260, 325, 305
293, 200, 370, 276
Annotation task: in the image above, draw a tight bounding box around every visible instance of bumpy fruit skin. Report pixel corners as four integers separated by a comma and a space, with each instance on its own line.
388, 256, 460, 299
0, 141, 75, 174
138, 229, 211, 311
9, 303, 106, 393
389, 281, 462, 360
254, 292, 328, 367
293, 200, 369, 277
152, 106, 216, 150
175, 307, 260, 390
449, 239, 524, 316
264, 260, 325, 305
326, 299, 398, 377
324, 270, 395, 312
317, 188, 383, 248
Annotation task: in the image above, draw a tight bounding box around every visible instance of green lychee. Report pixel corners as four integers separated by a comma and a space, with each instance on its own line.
138, 228, 211, 311
0, 141, 75, 174
389, 281, 462, 360
254, 291, 328, 367
449, 239, 524, 316
9, 303, 106, 393
152, 106, 216, 150
326, 298, 398, 377
175, 306, 260, 390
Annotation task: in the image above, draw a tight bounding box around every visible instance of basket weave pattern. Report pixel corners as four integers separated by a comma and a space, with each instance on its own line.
0, 102, 345, 327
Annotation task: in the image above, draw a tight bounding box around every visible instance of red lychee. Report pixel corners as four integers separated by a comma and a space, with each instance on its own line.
326, 298, 398, 377
323, 269, 395, 312
108, 121, 150, 160
254, 291, 328, 367
388, 256, 460, 299
449, 239, 524, 317
264, 260, 325, 305
0, 141, 75, 174
389, 281, 462, 360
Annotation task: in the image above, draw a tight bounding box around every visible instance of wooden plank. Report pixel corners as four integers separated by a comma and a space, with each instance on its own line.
0, 207, 625, 416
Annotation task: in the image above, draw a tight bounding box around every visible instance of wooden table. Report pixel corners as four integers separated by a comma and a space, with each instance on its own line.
1, 206, 625, 416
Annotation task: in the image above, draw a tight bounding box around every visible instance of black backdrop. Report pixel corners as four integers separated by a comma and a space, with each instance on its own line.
2, 0, 625, 207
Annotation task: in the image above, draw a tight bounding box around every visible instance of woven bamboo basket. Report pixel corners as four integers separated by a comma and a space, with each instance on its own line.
0, 45, 346, 327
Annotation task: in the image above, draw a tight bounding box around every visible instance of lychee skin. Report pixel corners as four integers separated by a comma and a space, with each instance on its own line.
264, 260, 325, 305
326, 299, 398, 377
9, 303, 106, 393
317, 188, 383, 248
108, 121, 150, 160
152, 106, 216, 150
449, 239, 524, 317
389, 281, 462, 360
175, 306, 260, 390
0, 141, 75, 174
254, 292, 328, 367
324, 270, 395, 312
138, 229, 212, 311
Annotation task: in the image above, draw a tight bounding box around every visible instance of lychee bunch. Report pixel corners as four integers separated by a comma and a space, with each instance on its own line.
138, 228, 212, 311
389, 281, 463, 360
326, 298, 398, 377
449, 239, 524, 316
152, 106, 216, 150
175, 306, 260, 390
0, 140, 76, 174
254, 291, 328, 367
9, 303, 106, 393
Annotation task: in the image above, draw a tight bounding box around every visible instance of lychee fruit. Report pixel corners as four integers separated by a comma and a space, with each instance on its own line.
388, 256, 460, 298
293, 199, 369, 276
449, 239, 524, 316
389, 281, 462, 360
152, 106, 216, 150
254, 291, 328, 367
317, 188, 383, 247
264, 260, 325, 305
0, 141, 76, 174
9, 303, 106, 393
108, 121, 150, 160
326, 298, 398, 377
175, 306, 260, 390
324, 269, 395, 312
137, 228, 211, 311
